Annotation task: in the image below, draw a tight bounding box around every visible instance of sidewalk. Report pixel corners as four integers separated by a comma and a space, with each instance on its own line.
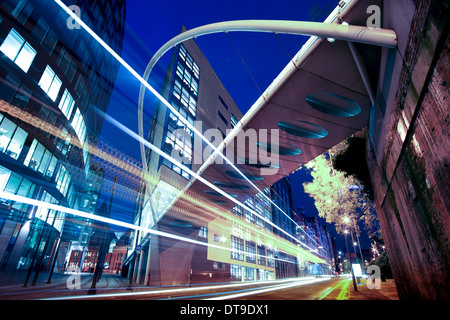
348, 278, 399, 300
0, 272, 131, 300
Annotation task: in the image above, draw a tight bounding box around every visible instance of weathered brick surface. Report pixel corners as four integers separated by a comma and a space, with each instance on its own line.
367, 0, 449, 299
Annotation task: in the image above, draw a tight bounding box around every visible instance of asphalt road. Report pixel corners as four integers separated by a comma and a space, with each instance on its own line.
33, 276, 352, 300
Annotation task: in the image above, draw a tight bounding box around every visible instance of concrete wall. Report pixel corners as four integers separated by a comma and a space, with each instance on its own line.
367, 0, 449, 299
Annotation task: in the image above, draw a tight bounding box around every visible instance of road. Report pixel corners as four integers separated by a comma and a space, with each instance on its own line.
36, 276, 354, 300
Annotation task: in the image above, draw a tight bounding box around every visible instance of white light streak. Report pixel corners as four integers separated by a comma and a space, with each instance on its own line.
52, 0, 324, 256
204, 277, 330, 300
42, 277, 318, 300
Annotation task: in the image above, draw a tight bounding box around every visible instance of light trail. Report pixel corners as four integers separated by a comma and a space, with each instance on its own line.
203, 277, 330, 300
52, 0, 324, 251
41, 277, 320, 300
0, 192, 320, 269
102, 112, 323, 260
0, 99, 321, 262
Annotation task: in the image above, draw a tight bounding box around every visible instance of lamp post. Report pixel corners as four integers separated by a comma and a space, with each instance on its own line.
344, 229, 357, 291
343, 216, 364, 273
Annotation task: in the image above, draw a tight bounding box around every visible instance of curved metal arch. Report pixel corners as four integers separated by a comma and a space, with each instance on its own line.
138, 19, 397, 173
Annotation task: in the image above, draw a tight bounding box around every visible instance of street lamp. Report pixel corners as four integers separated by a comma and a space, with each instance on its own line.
343, 229, 357, 291
343, 216, 365, 274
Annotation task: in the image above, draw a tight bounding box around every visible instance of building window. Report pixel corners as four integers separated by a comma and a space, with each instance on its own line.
71, 108, 87, 145
267, 248, 274, 268
0, 28, 36, 73
231, 113, 238, 129
0, 169, 35, 212
244, 267, 255, 281
161, 44, 200, 180
55, 165, 71, 197
58, 89, 75, 119
230, 264, 242, 281
257, 245, 266, 266
217, 110, 228, 126
246, 241, 256, 264
198, 226, 207, 238
255, 201, 265, 228
38, 65, 62, 102
232, 205, 243, 219
32, 17, 58, 55
23, 139, 58, 180
0, 115, 28, 160
218, 95, 228, 110
231, 236, 244, 261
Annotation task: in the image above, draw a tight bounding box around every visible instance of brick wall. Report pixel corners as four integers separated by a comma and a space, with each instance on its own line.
367, 0, 449, 299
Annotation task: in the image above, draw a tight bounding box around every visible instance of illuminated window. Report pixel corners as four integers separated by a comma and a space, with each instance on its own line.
0, 165, 11, 192
246, 241, 256, 263
38, 65, 62, 101
244, 267, 255, 281
0, 28, 36, 72
0, 116, 28, 160
58, 89, 75, 119
230, 264, 242, 281
231, 113, 238, 129
231, 236, 244, 261
71, 108, 87, 145
55, 165, 71, 196
267, 248, 274, 268
198, 226, 207, 238
232, 205, 243, 218
257, 245, 266, 266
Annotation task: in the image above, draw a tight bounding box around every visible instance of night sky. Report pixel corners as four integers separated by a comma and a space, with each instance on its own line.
96, 0, 372, 251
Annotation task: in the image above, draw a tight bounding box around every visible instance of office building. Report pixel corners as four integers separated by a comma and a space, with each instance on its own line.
131, 32, 329, 286
0, 0, 126, 285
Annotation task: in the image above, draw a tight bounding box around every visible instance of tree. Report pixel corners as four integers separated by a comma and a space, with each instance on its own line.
302, 143, 381, 239
369, 251, 393, 280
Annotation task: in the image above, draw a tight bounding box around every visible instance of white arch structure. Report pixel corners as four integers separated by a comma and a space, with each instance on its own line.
137, 19, 397, 230
138, 20, 397, 174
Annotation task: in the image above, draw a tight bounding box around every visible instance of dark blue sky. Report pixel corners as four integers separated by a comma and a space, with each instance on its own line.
97, 0, 371, 250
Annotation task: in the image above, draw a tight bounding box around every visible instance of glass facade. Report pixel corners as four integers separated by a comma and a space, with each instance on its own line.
161, 44, 199, 180
0, 0, 126, 291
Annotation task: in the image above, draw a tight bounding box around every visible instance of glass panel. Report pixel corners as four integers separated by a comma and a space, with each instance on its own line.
3, 172, 22, 194
30, 142, 45, 171
6, 126, 27, 159
38, 65, 55, 93
0, 165, 11, 191
23, 138, 37, 166
14, 42, 36, 72
58, 89, 75, 119
0, 117, 17, 153
16, 178, 32, 197
0, 28, 24, 61
45, 156, 57, 179
47, 74, 62, 101
38, 149, 51, 174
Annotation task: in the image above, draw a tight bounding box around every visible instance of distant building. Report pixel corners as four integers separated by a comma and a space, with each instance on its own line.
294, 209, 335, 276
